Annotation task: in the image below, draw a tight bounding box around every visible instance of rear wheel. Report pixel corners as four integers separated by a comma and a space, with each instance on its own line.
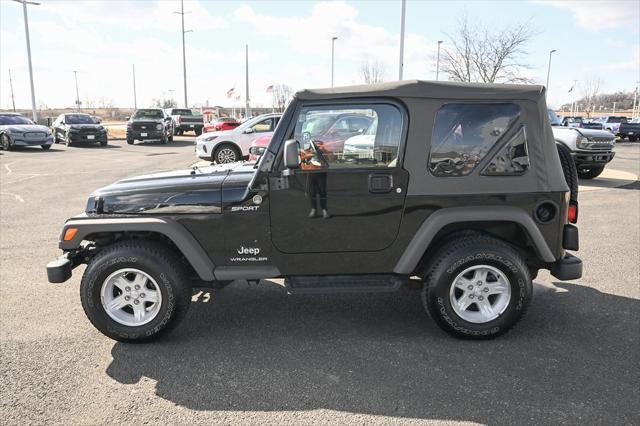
422, 235, 532, 339
80, 240, 192, 342
578, 166, 604, 179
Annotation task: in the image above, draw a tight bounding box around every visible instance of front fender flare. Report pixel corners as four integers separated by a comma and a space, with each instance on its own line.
393, 206, 556, 274
59, 216, 215, 281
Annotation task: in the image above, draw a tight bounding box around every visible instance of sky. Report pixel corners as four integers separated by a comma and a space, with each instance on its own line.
1, 0, 638, 110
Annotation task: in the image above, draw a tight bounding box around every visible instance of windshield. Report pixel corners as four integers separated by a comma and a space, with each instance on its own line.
0, 115, 34, 125
547, 109, 561, 126
608, 117, 627, 123
171, 109, 192, 116
65, 114, 94, 124
133, 109, 163, 119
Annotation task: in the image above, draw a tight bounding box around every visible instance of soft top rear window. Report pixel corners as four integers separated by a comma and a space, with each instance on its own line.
429, 103, 521, 177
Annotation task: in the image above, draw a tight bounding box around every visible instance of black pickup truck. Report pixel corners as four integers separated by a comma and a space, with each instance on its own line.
165, 108, 204, 136
618, 120, 640, 142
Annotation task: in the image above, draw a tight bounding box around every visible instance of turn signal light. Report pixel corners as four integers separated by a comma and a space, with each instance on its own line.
63, 228, 78, 241
568, 202, 578, 224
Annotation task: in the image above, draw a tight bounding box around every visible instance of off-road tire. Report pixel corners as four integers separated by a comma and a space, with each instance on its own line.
578, 166, 605, 179
213, 144, 241, 164
80, 240, 192, 342
556, 143, 579, 204
422, 235, 533, 339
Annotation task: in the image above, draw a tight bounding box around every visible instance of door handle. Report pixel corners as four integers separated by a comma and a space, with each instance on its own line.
368, 174, 393, 193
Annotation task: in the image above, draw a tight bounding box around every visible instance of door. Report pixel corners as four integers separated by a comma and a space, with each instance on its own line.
269, 102, 408, 253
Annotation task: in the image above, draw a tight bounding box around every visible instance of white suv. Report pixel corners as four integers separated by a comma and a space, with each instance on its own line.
195, 113, 282, 163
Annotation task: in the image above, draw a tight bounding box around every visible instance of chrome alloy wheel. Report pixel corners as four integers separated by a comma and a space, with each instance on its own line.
449, 265, 511, 323
216, 147, 237, 163
100, 268, 162, 326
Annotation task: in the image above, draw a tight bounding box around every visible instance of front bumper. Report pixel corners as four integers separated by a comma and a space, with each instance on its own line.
195, 140, 214, 159
68, 132, 107, 144
572, 150, 615, 167
12, 135, 53, 146
46, 250, 85, 283
127, 130, 164, 140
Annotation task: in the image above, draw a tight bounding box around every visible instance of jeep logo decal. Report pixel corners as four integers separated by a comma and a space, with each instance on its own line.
237, 246, 260, 255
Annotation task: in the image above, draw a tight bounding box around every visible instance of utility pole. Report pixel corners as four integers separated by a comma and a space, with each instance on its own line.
435, 40, 443, 81
13, 0, 40, 122
8, 69, 16, 111
331, 36, 338, 88
612, 102, 616, 115
132, 64, 137, 109
245, 44, 251, 117
632, 82, 638, 119
546, 49, 557, 91
570, 79, 577, 116
73, 71, 80, 111
398, 0, 406, 80
174, 0, 192, 108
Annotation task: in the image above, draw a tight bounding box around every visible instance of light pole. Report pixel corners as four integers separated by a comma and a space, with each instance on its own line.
168, 89, 175, 106
174, 0, 192, 108
632, 82, 639, 119
13, 0, 40, 122
73, 70, 80, 111
570, 79, 577, 116
331, 36, 338, 87
245, 44, 251, 118
8, 69, 16, 111
546, 49, 557, 91
398, 0, 406, 80
132, 64, 137, 109
435, 40, 443, 81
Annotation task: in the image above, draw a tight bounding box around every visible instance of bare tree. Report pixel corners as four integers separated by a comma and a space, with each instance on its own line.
273, 84, 293, 112
441, 13, 538, 84
580, 78, 601, 118
97, 96, 114, 109
360, 57, 386, 84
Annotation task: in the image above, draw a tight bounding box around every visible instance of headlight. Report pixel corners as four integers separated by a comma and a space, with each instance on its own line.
577, 136, 589, 148
156, 124, 162, 130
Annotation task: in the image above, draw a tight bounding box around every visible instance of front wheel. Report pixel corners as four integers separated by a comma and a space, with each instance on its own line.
422, 235, 532, 339
41, 144, 51, 150
577, 166, 604, 179
629, 136, 638, 142
80, 240, 192, 342
100, 136, 108, 147
213, 144, 240, 164
1, 134, 13, 151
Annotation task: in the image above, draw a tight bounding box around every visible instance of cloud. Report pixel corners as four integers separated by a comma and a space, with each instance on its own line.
534, 0, 640, 29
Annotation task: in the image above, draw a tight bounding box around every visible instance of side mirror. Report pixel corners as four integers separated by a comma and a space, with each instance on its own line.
244, 127, 254, 134
249, 146, 266, 156
283, 139, 300, 169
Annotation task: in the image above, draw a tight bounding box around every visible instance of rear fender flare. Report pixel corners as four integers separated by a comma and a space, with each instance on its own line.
59, 217, 215, 281
393, 206, 556, 274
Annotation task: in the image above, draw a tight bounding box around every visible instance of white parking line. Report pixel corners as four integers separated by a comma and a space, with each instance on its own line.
0, 192, 24, 202
4, 163, 13, 175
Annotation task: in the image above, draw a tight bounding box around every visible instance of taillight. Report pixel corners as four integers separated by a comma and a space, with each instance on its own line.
568, 201, 578, 223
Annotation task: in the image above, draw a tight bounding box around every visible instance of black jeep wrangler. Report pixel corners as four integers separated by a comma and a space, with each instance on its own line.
47, 81, 582, 341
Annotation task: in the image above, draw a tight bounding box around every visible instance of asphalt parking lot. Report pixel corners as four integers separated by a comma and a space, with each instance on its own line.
1, 138, 638, 425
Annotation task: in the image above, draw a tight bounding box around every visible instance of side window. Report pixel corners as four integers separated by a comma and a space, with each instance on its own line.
292, 104, 403, 169
482, 126, 529, 176
429, 103, 521, 177
251, 118, 273, 133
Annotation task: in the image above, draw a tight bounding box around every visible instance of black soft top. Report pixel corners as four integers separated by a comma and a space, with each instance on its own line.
296, 80, 545, 102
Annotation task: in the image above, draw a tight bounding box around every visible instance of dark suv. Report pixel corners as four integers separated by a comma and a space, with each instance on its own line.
47, 81, 582, 341
126, 109, 174, 145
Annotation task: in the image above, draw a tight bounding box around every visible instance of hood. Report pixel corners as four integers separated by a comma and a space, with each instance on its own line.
575, 128, 616, 140
130, 118, 163, 123
68, 123, 104, 130
87, 162, 257, 214
1, 124, 50, 133
196, 129, 235, 141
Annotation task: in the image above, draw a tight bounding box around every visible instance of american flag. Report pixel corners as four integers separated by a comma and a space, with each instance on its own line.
226, 88, 235, 98
266, 85, 274, 92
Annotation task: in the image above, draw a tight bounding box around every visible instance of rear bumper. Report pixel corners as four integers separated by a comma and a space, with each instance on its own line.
176, 124, 203, 131
550, 253, 583, 281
